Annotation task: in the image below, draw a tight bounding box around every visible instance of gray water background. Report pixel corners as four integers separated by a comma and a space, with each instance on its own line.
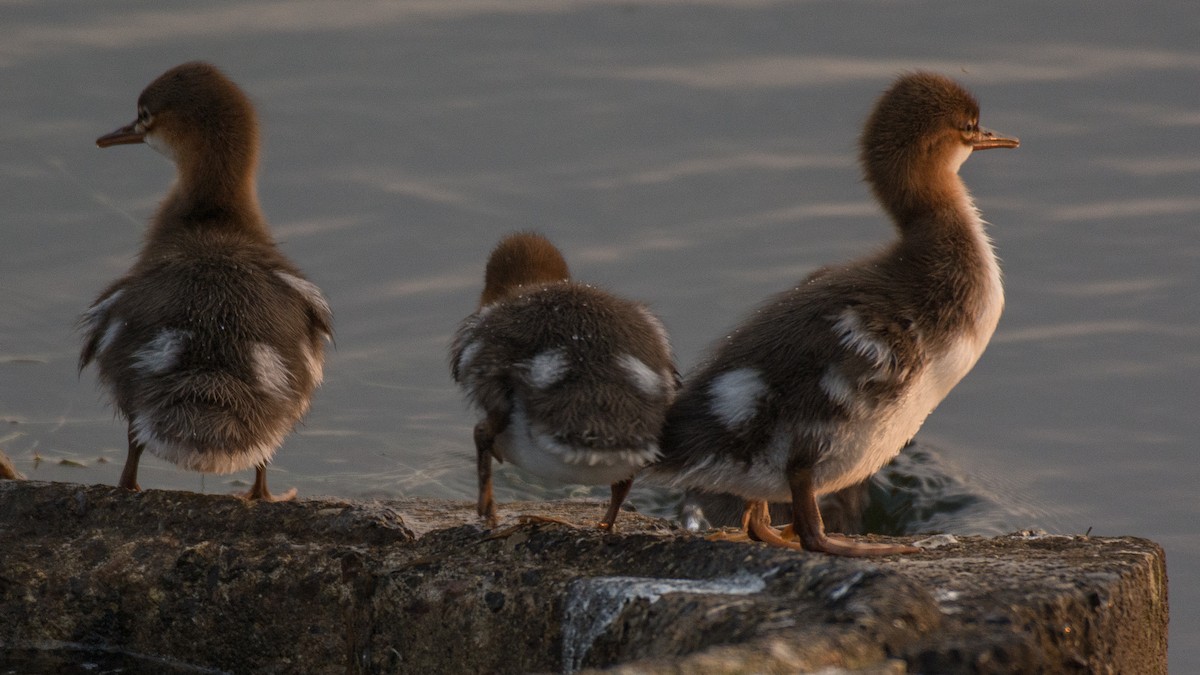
0, 1, 1195, 668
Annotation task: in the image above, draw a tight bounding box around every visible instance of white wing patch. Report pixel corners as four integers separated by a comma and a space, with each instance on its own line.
84, 289, 125, 357
526, 349, 570, 389
831, 308, 892, 372
708, 368, 767, 429
455, 339, 482, 382
82, 289, 124, 333
252, 343, 292, 398
819, 367, 857, 410
617, 353, 662, 397
132, 329, 190, 375
97, 320, 124, 356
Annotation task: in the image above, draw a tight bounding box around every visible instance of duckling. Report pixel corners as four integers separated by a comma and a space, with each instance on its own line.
652, 72, 1017, 556
450, 232, 677, 529
81, 62, 332, 500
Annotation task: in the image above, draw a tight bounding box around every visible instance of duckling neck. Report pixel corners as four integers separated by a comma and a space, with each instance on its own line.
886, 160, 995, 270
895, 182, 995, 276
889, 164, 1003, 349
874, 150, 977, 230
155, 152, 269, 241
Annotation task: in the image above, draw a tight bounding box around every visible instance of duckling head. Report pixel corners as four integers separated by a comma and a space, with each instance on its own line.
480, 232, 571, 307
859, 72, 1018, 224
96, 62, 259, 192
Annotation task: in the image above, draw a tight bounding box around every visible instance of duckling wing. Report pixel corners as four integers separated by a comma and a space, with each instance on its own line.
655, 282, 928, 491
79, 283, 130, 371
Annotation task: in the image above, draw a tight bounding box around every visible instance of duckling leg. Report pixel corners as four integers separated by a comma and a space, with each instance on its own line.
474, 412, 507, 528
744, 500, 801, 547
706, 500, 774, 542
242, 464, 297, 502
598, 478, 633, 531
784, 469, 917, 557
118, 428, 144, 491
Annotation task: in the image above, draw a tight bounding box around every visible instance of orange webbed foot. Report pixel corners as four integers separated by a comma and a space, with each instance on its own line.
811, 531, 920, 557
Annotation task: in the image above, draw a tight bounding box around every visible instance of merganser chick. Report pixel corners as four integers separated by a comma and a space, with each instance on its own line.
652, 72, 1017, 556
80, 62, 332, 500
450, 232, 678, 529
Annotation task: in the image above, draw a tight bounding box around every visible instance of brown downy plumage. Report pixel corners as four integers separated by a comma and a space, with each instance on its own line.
0, 448, 23, 481
652, 72, 1017, 556
81, 62, 332, 500
450, 232, 678, 529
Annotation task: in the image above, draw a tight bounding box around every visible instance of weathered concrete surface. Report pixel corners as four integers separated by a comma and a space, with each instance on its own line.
0, 481, 1167, 674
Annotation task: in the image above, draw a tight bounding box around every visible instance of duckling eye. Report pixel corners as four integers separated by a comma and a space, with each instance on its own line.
962, 120, 979, 133
136, 108, 154, 132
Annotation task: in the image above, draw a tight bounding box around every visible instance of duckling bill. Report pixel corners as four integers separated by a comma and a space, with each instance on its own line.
450, 233, 678, 529
81, 62, 332, 500
652, 72, 1017, 556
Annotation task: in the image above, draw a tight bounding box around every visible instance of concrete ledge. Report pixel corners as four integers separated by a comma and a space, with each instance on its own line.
0, 481, 1167, 673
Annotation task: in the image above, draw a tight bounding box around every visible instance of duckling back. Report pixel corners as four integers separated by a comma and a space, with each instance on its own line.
452, 280, 675, 485
81, 228, 331, 473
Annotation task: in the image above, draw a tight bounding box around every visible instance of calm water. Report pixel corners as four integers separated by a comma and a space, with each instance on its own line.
1, 1, 1196, 668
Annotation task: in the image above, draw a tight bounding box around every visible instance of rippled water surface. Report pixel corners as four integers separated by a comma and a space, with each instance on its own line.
2, 1, 1196, 668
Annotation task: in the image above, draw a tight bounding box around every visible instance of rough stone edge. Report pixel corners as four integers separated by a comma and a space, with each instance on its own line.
0, 480, 1169, 674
